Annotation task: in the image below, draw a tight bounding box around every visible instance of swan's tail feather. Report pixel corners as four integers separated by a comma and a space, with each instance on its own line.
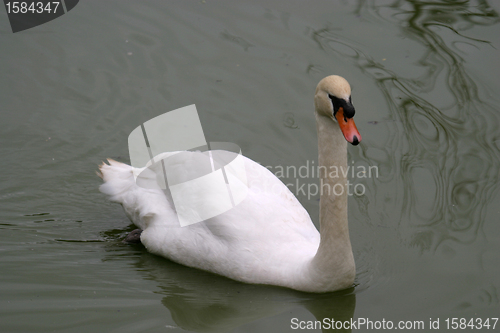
98, 159, 137, 204
96, 160, 107, 179
98, 159, 175, 230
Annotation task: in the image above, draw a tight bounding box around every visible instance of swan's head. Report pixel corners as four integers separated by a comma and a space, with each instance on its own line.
314, 75, 361, 146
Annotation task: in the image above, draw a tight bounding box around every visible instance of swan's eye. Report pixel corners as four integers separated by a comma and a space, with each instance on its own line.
328, 94, 341, 117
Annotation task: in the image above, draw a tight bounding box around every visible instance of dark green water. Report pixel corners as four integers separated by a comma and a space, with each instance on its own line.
1, 1, 499, 332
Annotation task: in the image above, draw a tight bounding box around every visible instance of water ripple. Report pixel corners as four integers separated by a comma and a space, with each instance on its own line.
313, 0, 500, 254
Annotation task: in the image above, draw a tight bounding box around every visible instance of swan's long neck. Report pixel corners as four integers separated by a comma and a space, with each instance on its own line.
309, 112, 355, 290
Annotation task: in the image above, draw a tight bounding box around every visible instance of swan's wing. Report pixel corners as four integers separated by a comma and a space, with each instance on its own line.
99, 151, 319, 253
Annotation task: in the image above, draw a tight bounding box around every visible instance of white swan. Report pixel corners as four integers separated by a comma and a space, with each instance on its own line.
99, 75, 362, 293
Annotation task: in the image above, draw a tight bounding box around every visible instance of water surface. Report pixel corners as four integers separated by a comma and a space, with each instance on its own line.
1, 1, 499, 332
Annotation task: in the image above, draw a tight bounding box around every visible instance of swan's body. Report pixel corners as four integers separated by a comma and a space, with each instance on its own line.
99, 75, 362, 293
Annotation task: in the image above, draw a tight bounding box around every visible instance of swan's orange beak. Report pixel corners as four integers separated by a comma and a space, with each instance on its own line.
335, 107, 361, 146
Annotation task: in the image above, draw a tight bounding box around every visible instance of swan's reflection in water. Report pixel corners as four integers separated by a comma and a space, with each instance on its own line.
135, 250, 355, 332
